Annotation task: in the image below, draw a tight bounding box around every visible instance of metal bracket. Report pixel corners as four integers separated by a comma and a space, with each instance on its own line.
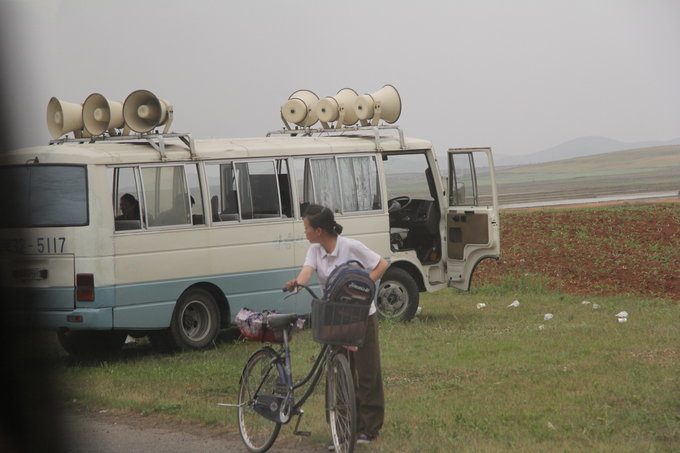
266, 124, 405, 150
49, 132, 197, 160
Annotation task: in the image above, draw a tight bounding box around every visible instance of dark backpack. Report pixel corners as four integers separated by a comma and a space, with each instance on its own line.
323, 260, 376, 305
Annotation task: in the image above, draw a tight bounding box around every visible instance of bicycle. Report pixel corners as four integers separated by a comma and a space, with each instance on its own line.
234, 284, 370, 453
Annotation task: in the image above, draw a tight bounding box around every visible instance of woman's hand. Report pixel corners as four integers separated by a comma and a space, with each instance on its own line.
284, 279, 298, 292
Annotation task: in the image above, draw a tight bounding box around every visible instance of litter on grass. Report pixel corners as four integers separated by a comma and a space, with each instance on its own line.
476, 303, 487, 309
507, 300, 520, 308
544, 313, 554, 320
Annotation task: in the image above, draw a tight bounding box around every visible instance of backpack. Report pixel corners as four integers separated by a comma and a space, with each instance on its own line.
323, 260, 376, 305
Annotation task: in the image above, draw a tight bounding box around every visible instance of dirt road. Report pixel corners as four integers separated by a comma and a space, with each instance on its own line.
61, 410, 323, 453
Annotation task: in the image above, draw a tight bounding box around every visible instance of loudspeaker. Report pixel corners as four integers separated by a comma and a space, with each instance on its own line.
82, 93, 124, 135
315, 88, 359, 126
46, 97, 84, 139
354, 84, 402, 125
281, 89, 319, 127
123, 89, 173, 133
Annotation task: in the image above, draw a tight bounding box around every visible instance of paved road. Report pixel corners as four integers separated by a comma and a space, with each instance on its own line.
61, 410, 322, 453
500, 191, 677, 210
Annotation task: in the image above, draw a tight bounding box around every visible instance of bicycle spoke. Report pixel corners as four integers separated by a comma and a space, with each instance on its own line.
327, 353, 356, 453
238, 348, 282, 453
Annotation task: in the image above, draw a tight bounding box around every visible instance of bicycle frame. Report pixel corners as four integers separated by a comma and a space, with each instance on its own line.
248, 285, 336, 425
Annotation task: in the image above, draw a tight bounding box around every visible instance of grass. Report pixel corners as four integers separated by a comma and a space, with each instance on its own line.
50, 280, 679, 452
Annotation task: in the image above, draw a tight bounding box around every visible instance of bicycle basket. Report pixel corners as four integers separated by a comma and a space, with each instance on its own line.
236, 308, 285, 343
311, 298, 370, 347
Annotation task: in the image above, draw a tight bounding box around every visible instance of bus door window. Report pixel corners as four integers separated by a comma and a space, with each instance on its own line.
113, 167, 142, 231
449, 153, 493, 207
141, 166, 191, 227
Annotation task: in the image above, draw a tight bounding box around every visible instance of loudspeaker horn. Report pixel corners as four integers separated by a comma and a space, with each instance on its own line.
82, 93, 124, 136
123, 89, 173, 133
354, 84, 402, 125
315, 88, 359, 127
47, 97, 85, 139
281, 89, 319, 128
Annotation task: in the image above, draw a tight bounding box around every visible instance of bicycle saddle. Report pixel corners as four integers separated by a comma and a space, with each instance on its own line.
267, 313, 299, 329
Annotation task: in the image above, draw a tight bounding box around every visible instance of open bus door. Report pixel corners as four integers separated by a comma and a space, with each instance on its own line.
446, 147, 500, 290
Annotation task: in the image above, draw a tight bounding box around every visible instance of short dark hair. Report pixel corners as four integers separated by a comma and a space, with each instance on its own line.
303, 204, 343, 236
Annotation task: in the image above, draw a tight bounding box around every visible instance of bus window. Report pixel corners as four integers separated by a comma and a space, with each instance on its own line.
276, 159, 292, 218
1, 164, 88, 228
142, 166, 191, 227
206, 162, 239, 222
239, 160, 281, 220
113, 167, 142, 231
185, 164, 204, 225
338, 156, 382, 212
304, 157, 341, 213
295, 155, 381, 215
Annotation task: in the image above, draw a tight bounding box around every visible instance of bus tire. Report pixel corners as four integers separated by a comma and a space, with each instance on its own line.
377, 267, 419, 322
57, 329, 126, 359
169, 288, 220, 351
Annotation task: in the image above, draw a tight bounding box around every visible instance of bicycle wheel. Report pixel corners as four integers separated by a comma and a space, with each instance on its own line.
238, 347, 282, 453
327, 352, 357, 453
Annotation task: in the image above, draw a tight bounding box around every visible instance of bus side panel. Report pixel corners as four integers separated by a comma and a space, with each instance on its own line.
111, 267, 296, 328
112, 222, 297, 327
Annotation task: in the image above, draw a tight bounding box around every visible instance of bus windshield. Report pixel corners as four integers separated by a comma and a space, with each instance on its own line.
1, 164, 88, 228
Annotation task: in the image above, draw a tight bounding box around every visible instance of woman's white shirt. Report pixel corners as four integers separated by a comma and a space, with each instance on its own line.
303, 235, 381, 315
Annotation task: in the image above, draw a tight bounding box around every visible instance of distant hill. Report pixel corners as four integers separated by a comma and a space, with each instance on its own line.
495, 136, 680, 166
494, 144, 680, 204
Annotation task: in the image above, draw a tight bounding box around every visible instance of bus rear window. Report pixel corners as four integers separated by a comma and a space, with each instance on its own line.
1, 165, 88, 227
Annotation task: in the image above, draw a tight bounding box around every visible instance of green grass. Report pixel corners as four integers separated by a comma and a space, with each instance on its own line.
51, 282, 679, 452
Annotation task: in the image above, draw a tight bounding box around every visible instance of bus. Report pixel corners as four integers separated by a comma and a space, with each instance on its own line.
0, 96, 500, 357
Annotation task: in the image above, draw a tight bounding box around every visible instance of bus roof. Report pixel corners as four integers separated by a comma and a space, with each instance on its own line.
1, 133, 433, 166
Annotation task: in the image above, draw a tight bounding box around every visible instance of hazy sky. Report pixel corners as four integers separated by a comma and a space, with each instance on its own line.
2, 0, 679, 158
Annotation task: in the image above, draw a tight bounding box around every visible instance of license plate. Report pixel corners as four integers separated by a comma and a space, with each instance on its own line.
13, 268, 48, 280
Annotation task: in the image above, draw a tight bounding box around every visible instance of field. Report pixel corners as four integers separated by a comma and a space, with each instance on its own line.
26, 203, 680, 452
475, 203, 679, 301
492, 145, 680, 205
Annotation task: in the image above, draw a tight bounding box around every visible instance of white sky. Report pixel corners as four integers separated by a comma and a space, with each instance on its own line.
2, 0, 679, 158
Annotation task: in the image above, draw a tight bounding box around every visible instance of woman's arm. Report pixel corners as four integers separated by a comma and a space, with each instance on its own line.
370, 257, 389, 282
284, 265, 315, 291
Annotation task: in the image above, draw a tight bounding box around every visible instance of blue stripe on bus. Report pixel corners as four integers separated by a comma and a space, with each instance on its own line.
9, 267, 320, 330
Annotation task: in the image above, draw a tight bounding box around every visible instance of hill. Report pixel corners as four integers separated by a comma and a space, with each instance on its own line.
495, 136, 680, 166
493, 144, 680, 204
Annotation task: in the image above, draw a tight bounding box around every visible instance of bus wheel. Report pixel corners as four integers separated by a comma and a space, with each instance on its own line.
377, 268, 419, 322
57, 329, 126, 358
169, 288, 220, 350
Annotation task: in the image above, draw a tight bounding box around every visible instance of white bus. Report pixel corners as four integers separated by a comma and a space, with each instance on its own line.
1, 101, 499, 357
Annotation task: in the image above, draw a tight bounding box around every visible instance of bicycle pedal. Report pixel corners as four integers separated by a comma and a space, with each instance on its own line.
293, 430, 311, 437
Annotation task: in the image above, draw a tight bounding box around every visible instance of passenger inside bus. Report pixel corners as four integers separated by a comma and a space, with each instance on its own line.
114, 193, 142, 231
116, 193, 140, 221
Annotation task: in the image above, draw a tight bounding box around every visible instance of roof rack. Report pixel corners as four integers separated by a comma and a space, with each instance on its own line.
266, 124, 405, 151
48, 132, 196, 161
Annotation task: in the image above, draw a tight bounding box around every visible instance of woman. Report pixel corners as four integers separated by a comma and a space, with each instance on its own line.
285, 204, 389, 446
116, 193, 140, 220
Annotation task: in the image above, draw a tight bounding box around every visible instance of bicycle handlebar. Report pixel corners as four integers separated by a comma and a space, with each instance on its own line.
282, 283, 320, 300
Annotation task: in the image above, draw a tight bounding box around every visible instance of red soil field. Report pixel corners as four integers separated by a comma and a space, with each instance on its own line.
473, 202, 679, 301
